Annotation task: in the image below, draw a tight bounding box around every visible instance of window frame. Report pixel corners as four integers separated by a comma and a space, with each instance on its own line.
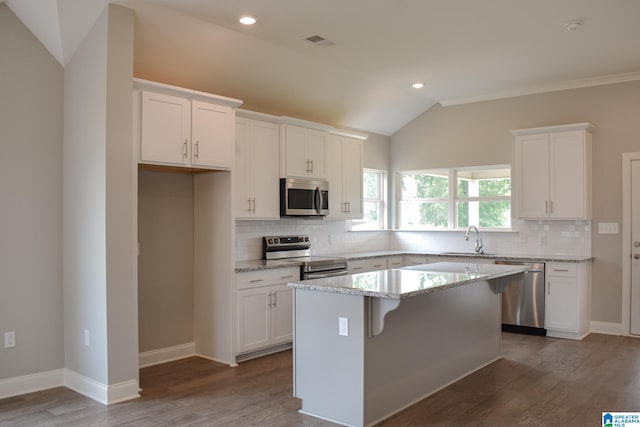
353, 168, 387, 230
397, 165, 512, 230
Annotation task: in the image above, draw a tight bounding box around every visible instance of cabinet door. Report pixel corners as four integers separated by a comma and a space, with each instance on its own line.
284, 125, 309, 177
326, 136, 345, 217
545, 275, 578, 332
271, 285, 293, 344
191, 100, 234, 169
549, 131, 587, 219
249, 121, 280, 218
140, 91, 190, 165
237, 287, 271, 353
234, 118, 252, 217
342, 137, 363, 219
516, 133, 549, 218
307, 129, 327, 178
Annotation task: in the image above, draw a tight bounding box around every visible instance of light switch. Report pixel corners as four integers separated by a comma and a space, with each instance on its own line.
339, 317, 349, 336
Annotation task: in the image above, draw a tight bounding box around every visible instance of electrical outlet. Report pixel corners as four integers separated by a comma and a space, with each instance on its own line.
520, 232, 528, 243
84, 330, 90, 347
4, 331, 15, 349
339, 317, 349, 336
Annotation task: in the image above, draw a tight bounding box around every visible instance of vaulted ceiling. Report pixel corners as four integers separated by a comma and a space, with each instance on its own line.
6, 0, 640, 135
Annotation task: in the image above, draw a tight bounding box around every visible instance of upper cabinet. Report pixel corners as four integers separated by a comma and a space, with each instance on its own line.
326, 134, 364, 219
280, 124, 327, 179
235, 117, 280, 219
134, 79, 242, 170
513, 123, 594, 220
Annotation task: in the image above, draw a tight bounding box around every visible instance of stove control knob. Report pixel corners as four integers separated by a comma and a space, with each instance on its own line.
305, 237, 310, 242
267, 239, 273, 244
274, 238, 279, 244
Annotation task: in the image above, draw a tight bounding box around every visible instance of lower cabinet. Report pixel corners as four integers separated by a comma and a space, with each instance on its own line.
348, 258, 388, 274
237, 268, 298, 354
387, 256, 404, 269
545, 262, 591, 339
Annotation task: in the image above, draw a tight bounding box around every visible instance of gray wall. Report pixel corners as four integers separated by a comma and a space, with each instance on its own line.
138, 171, 194, 352
0, 4, 64, 380
391, 81, 640, 324
363, 132, 390, 172
64, 4, 137, 385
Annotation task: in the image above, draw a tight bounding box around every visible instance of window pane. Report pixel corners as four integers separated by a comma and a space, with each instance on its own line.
457, 201, 511, 228
479, 178, 511, 197
402, 172, 448, 200
400, 201, 449, 228
363, 201, 379, 223
363, 171, 380, 199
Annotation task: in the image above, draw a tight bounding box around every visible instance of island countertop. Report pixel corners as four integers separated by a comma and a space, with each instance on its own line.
288, 262, 525, 299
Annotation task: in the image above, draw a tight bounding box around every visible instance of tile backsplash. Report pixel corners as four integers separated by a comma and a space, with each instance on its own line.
235, 218, 591, 261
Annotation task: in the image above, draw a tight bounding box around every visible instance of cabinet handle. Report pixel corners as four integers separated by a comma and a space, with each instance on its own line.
272, 292, 277, 307
250, 279, 264, 283
280, 275, 294, 279
306, 159, 311, 173
310, 159, 314, 173
183, 140, 188, 159
553, 269, 569, 272
353, 267, 363, 271
251, 197, 256, 213
194, 140, 199, 159
373, 264, 384, 268
247, 198, 252, 213
347, 201, 351, 213
550, 200, 554, 214
548, 281, 551, 295
343, 201, 347, 213
545, 201, 548, 214
267, 292, 272, 307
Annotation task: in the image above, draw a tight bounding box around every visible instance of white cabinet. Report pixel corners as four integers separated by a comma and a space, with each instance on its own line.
545, 262, 591, 340
327, 134, 364, 219
387, 256, 404, 269
513, 123, 594, 220
135, 79, 241, 170
236, 268, 298, 354
234, 118, 280, 219
348, 258, 388, 274
280, 124, 327, 178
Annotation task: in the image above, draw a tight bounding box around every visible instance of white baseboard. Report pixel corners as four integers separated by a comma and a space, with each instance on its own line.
590, 321, 622, 336
64, 369, 139, 405
139, 342, 196, 368
0, 368, 64, 400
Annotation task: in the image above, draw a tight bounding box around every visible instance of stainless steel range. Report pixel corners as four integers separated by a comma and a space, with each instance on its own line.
263, 235, 348, 280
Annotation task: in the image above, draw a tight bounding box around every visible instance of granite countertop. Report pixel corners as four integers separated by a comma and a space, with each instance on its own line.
287, 262, 525, 298
235, 251, 593, 273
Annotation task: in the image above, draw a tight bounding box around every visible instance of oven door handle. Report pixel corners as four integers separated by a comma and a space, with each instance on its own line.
304, 270, 349, 280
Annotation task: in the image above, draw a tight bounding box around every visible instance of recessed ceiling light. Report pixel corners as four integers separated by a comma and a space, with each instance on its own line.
239, 15, 256, 25
412, 83, 424, 89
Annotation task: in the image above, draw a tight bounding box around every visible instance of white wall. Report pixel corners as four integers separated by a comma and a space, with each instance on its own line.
138, 171, 194, 352
391, 81, 640, 324
0, 4, 64, 380
64, 4, 137, 388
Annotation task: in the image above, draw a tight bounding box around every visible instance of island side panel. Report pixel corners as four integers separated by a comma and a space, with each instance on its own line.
363, 280, 501, 426
293, 289, 366, 427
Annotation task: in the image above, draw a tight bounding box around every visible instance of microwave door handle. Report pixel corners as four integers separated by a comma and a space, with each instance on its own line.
315, 186, 322, 214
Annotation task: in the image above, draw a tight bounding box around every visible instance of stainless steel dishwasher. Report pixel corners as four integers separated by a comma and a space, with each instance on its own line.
495, 260, 546, 335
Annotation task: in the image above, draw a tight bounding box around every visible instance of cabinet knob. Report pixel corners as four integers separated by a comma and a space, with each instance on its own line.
634, 254, 640, 260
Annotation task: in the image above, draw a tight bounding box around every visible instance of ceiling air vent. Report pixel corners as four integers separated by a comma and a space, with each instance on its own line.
304, 34, 335, 47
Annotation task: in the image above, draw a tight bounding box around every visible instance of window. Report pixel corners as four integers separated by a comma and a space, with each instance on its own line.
354, 169, 386, 230
398, 166, 511, 230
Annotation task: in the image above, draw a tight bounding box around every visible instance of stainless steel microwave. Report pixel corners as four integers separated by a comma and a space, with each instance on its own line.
280, 177, 329, 217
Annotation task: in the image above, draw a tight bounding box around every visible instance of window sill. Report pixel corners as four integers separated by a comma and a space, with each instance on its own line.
391, 228, 519, 233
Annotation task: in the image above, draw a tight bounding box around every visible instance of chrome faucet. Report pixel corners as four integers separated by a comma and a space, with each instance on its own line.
464, 225, 484, 254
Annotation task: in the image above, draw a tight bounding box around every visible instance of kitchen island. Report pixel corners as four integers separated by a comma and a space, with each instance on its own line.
289, 262, 525, 427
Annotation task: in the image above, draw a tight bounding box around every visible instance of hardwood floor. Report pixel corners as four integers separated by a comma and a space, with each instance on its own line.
1, 333, 639, 426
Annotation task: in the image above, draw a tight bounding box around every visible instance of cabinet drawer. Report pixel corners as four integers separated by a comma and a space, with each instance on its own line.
546, 263, 577, 277
348, 258, 387, 274
237, 268, 299, 290
387, 256, 404, 268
